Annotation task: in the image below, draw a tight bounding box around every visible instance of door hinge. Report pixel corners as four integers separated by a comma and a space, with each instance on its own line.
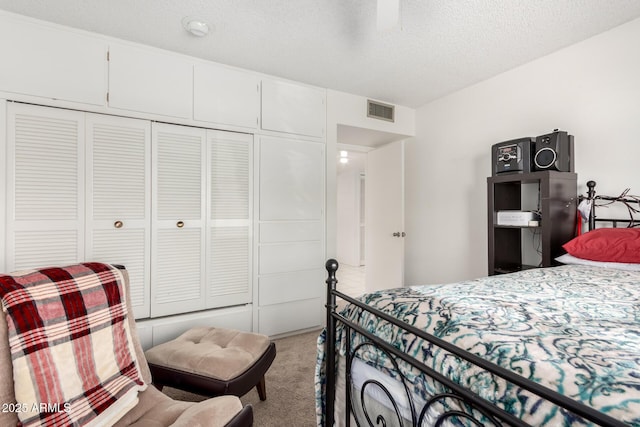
106, 92, 109, 103
107, 50, 110, 61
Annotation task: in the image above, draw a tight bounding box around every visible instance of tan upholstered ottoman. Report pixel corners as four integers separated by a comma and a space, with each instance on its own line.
145, 327, 276, 400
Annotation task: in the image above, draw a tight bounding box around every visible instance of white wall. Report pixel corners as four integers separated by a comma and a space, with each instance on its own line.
405, 17, 640, 285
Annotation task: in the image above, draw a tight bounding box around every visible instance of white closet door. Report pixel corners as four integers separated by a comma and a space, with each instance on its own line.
6, 103, 84, 271
207, 130, 252, 308
151, 123, 206, 317
85, 113, 151, 319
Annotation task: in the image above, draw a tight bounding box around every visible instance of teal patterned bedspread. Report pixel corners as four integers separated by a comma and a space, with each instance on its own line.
315, 265, 640, 426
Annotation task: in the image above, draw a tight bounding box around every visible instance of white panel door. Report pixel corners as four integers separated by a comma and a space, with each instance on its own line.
6, 103, 84, 271
365, 140, 405, 292
194, 63, 260, 129
108, 42, 193, 119
207, 130, 253, 308
261, 79, 326, 138
0, 13, 107, 106
85, 113, 151, 319
259, 137, 324, 221
257, 136, 325, 335
151, 123, 207, 317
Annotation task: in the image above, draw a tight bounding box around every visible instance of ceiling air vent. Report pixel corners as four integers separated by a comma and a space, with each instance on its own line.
367, 99, 395, 122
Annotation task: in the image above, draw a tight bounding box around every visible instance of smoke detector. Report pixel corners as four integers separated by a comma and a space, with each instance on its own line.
182, 17, 210, 37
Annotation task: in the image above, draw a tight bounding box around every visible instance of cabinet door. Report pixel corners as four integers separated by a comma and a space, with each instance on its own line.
257, 136, 325, 335
108, 43, 193, 119
85, 114, 151, 319
206, 130, 253, 308
0, 13, 107, 106
259, 137, 324, 220
151, 123, 206, 317
194, 63, 260, 129
6, 103, 84, 271
261, 79, 326, 138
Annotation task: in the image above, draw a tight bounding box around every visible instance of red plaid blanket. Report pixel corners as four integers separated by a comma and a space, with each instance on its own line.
0, 263, 147, 427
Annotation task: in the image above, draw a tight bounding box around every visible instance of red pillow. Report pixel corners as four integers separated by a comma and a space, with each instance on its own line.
562, 228, 640, 263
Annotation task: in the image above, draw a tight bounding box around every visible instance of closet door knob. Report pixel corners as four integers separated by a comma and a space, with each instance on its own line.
176, 221, 185, 228
114, 220, 123, 229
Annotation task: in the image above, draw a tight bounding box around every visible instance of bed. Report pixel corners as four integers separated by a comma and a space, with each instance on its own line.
315, 181, 640, 426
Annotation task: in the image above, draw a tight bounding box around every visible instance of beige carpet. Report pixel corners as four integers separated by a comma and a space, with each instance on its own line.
162, 329, 322, 426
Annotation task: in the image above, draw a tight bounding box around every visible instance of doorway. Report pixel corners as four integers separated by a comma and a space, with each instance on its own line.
336, 145, 367, 296
335, 124, 407, 297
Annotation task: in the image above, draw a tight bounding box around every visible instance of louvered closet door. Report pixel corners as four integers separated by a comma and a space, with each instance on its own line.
85, 114, 151, 319
151, 123, 207, 317
207, 130, 252, 308
6, 103, 84, 271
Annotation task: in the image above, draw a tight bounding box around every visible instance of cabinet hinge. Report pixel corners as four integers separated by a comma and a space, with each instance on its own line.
106, 92, 109, 103
107, 50, 110, 61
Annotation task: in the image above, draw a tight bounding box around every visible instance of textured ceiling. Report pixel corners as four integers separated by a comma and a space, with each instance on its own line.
1, 0, 640, 108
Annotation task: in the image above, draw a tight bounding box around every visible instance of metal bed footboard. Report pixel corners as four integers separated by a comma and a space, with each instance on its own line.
323, 259, 625, 427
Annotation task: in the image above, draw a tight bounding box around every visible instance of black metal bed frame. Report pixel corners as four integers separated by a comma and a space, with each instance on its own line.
585, 180, 639, 230
323, 180, 639, 427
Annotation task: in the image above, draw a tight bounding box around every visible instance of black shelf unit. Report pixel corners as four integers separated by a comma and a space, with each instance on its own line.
487, 171, 577, 275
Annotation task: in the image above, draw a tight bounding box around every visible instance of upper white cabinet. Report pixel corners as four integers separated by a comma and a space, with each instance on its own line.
108, 43, 193, 119
194, 63, 260, 129
0, 13, 107, 106
261, 79, 326, 138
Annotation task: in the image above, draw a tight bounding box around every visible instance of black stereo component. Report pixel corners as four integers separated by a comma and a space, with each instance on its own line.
532, 129, 574, 172
491, 137, 534, 175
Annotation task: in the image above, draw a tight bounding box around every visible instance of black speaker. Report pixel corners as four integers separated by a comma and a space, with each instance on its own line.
491, 137, 534, 175
532, 130, 574, 172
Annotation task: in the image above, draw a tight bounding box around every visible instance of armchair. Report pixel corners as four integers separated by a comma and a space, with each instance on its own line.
0, 263, 252, 426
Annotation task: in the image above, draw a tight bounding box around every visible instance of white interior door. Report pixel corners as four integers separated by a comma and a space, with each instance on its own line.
365, 140, 404, 292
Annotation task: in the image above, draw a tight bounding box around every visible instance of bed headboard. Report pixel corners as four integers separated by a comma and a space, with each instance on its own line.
584, 180, 639, 230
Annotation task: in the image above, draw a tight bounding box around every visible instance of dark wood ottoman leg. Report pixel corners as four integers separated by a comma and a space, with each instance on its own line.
256, 376, 266, 401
